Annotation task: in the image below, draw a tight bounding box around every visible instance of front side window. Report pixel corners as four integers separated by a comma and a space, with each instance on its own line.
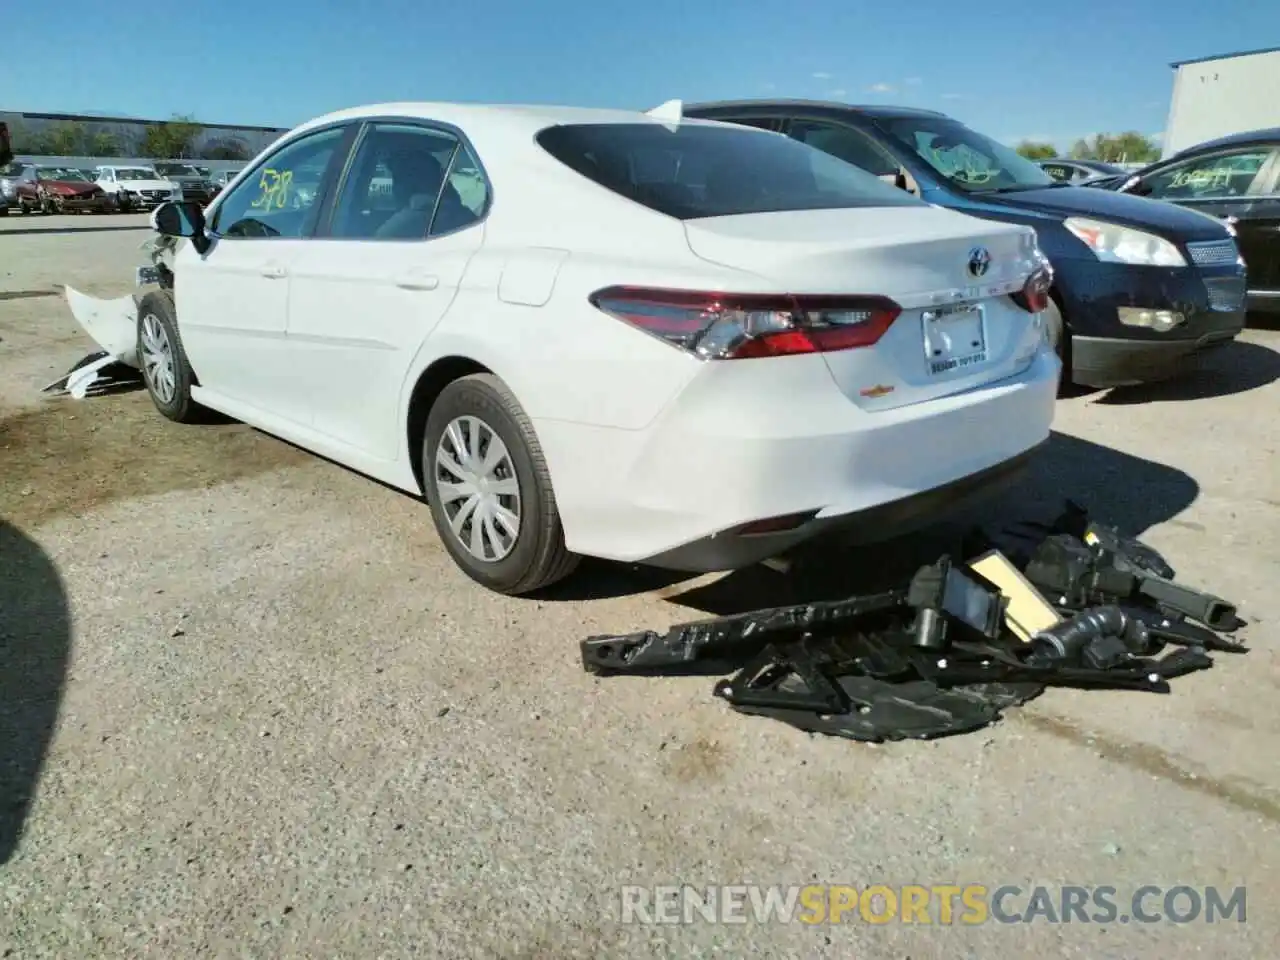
211, 126, 347, 239
1042, 164, 1073, 182
536, 122, 923, 220
1140, 148, 1277, 200
879, 116, 1056, 193
329, 122, 486, 240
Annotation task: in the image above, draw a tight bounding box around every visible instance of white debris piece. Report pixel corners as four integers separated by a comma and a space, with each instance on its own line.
64, 286, 141, 368
42, 286, 146, 399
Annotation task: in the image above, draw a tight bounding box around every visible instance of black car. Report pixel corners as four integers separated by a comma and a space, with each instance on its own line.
683, 100, 1246, 389
152, 162, 218, 205
1091, 128, 1280, 315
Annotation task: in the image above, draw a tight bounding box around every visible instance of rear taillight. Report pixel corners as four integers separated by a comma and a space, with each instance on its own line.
589, 286, 901, 360
1012, 263, 1053, 314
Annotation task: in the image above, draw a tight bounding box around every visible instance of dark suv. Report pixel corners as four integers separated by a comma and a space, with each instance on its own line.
684, 100, 1246, 389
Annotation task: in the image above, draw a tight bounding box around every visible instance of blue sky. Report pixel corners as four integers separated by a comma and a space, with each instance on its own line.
2, 0, 1277, 151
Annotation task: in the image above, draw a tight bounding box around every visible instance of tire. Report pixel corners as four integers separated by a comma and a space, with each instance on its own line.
0, 205, 7, 217
1043, 296, 1078, 395
423, 373, 580, 595
136, 290, 205, 423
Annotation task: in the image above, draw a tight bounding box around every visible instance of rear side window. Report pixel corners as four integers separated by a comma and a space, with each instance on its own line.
788, 120, 901, 178
535, 122, 923, 220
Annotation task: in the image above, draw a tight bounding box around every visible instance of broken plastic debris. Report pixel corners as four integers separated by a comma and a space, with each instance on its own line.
63, 286, 140, 368
42, 350, 143, 400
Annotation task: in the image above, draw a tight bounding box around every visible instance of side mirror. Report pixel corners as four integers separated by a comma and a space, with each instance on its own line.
152, 200, 211, 254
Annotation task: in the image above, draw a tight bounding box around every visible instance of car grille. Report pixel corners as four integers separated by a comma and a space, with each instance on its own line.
1204, 276, 1246, 312
1186, 239, 1240, 267
142, 189, 170, 199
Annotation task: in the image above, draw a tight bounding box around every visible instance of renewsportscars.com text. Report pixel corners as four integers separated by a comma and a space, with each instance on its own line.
619, 884, 1247, 926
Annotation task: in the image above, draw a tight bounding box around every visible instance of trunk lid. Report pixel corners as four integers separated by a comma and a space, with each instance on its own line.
683, 207, 1044, 411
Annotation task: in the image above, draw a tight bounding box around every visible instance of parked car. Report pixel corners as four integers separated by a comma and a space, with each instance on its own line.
67, 102, 1059, 595
1089, 128, 1280, 314
1038, 159, 1126, 184
95, 165, 183, 210
12, 165, 111, 214
0, 161, 20, 214
209, 167, 246, 195
683, 100, 1246, 389
151, 162, 218, 205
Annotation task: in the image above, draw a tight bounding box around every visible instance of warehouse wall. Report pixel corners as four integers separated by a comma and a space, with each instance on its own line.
1164, 50, 1280, 156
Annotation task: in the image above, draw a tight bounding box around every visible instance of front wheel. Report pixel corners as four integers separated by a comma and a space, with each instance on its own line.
136, 290, 206, 423
1042, 296, 1078, 394
423, 374, 579, 595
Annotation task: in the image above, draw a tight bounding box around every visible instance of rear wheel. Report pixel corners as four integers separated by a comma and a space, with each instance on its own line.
137, 290, 206, 423
423, 373, 579, 595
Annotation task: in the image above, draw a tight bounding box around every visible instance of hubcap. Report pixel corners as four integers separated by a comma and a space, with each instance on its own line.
140, 313, 176, 404
434, 416, 521, 563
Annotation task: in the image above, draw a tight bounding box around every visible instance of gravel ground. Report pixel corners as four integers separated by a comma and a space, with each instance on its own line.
2, 214, 1278, 958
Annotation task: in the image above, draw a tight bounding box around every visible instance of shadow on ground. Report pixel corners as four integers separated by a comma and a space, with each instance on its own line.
1095, 339, 1280, 405
0, 521, 71, 864
0, 225, 151, 237
543, 430, 1200, 615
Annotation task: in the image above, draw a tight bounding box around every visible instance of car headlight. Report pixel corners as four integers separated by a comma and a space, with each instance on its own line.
1064, 217, 1186, 267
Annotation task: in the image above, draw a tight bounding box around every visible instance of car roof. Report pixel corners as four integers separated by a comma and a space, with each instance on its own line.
683, 98, 949, 120
1169, 126, 1280, 158
288, 101, 734, 142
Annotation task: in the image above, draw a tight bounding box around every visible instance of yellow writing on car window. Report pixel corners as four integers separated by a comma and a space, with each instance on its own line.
250, 168, 293, 211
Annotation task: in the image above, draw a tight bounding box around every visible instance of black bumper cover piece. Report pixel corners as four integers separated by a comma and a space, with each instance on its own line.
581, 502, 1247, 743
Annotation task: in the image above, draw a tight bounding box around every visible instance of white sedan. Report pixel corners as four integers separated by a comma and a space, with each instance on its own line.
69, 101, 1060, 595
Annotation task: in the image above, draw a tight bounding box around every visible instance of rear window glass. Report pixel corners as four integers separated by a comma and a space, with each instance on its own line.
535, 122, 923, 220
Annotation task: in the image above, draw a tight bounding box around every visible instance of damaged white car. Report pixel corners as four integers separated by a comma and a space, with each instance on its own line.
64, 101, 1059, 595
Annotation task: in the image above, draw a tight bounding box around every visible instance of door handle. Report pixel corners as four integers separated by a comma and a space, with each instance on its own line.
260, 263, 287, 279
395, 273, 440, 291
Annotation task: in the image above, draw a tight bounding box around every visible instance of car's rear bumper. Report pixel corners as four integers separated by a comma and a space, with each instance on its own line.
536, 348, 1060, 570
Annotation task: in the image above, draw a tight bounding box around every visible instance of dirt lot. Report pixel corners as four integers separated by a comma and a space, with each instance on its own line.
2, 214, 1278, 958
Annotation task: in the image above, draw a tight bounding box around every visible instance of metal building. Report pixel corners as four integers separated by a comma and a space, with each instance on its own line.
1164, 46, 1280, 157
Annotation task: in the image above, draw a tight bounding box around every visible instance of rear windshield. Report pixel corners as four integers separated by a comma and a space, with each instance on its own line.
536, 122, 924, 220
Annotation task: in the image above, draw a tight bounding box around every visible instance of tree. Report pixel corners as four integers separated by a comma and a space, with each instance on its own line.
1015, 140, 1057, 160
7, 121, 53, 155
1069, 132, 1160, 164
90, 131, 124, 157
200, 136, 251, 161
46, 121, 87, 156
140, 113, 203, 159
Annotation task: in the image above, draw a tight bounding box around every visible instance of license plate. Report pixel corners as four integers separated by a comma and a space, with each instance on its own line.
922, 304, 988, 375
136, 266, 160, 286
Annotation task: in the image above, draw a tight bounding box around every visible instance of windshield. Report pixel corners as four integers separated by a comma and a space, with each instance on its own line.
38, 167, 88, 181
536, 122, 924, 220
156, 163, 202, 177
879, 117, 1056, 192
115, 168, 159, 181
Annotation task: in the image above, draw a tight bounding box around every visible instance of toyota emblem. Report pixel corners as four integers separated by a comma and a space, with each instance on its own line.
967, 247, 992, 278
